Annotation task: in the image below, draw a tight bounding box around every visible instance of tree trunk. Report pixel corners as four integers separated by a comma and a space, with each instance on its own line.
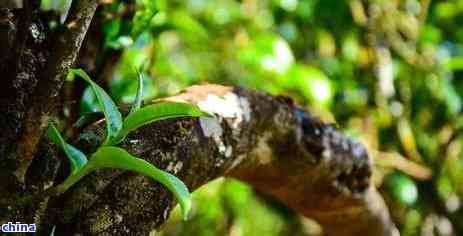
0, 4, 398, 236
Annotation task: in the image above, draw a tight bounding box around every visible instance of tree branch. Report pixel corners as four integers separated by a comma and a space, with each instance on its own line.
44, 85, 398, 236
14, 0, 99, 182
0, 0, 22, 8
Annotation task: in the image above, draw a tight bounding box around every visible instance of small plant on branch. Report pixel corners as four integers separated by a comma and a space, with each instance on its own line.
47, 68, 208, 219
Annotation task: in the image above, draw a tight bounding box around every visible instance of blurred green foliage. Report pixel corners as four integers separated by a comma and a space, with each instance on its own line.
159, 178, 318, 236
44, 0, 463, 235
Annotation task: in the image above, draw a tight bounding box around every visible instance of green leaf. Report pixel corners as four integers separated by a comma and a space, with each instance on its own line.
46, 122, 88, 174
49, 226, 56, 236
110, 102, 208, 145
71, 68, 123, 145
55, 146, 191, 220
73, 112, 104, 129
130, 69, 144, 114
103, 18, 122, 49
80, 86, 101, 114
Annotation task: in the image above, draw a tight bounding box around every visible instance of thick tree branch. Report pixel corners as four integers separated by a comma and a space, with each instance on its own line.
0, 8, 50, 217
14, 0, 98, 182
43, 85, 398, 236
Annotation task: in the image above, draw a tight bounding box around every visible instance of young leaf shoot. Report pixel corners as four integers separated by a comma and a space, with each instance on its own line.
70, 69, 123, 145
47, 68, 210, 220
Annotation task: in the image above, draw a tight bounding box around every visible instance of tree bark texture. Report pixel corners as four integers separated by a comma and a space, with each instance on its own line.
14, 0, 99, 182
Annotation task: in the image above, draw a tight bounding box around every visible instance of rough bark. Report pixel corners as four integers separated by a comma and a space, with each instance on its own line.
14, 0, 99, 182
0, 7, 48, 169
0, 0, 22, 9
0, 8, 51, 218
33, 85, 398, 236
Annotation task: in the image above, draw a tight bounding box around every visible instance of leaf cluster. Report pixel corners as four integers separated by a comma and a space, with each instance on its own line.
48, 68, 208, 219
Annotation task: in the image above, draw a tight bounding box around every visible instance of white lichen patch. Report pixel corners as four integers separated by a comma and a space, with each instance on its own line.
129, 139, 141, 145
322, 149, 332, 163
199, 116, 223, 137
163, 208, 170, 221
43, 181, 54, 190
158, 152, 172, 162
198, 92, 251, 158
114, 214, 123, 223
173, 161, 183, 174
199, 116, 227, 155
239, 96, 251, 123
166, 162, 174, 172
197, 92, 251, 129
225, 146, 233, 157
215, 158, 225, 167
29, 23, 45, 43
228, 133, 273, 171
166, 161, 184, 174
252, 133, 273, 165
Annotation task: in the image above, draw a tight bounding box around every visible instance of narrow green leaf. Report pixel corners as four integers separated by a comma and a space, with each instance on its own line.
70, 69, 123, 145
130, 69, 144, 114
92, 147, 191, 219
54, 146, 191, 219
46, 122, 88, 173
49, 226, 56, 236
110, 102, 208, 145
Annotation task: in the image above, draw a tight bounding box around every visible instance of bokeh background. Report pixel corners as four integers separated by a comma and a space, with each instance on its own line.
41, 0, 463, 235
